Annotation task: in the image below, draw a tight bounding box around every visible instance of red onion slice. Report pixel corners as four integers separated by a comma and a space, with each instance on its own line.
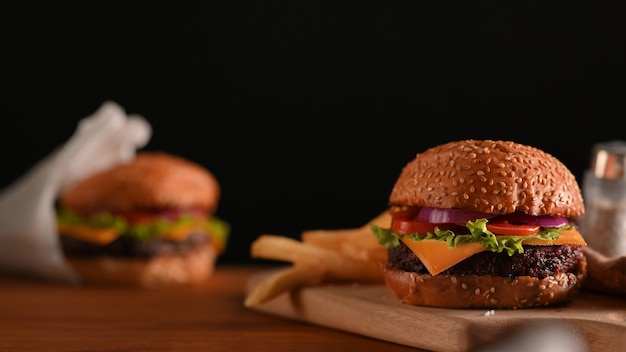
415, 207, 568, 228
496, 213, 569, 228
417, 207, 496, 224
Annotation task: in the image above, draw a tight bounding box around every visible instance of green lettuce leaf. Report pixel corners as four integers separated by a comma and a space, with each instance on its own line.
371, 218, 568, 256
57, 209, 230, 245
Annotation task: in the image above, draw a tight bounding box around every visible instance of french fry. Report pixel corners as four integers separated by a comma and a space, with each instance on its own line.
245, 212, 390, 307
301, 227, 386, 263
301, 211, 391, 263
244, 264, 324, 307
250, 235, 315, 264
250, 234, 382, 282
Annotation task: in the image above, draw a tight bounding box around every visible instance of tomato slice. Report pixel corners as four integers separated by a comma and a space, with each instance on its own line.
391, 208, 467, 235
121, 211, 160, 224
486, 220, 540, 236
391, 208, 421, 221
392, 219, 433, 235
120, 209, 206, 224
391, 219, 465, 235
390, 207, 542, 236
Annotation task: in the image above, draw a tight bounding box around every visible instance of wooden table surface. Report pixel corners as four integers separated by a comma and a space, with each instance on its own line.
0, 265, 423, 352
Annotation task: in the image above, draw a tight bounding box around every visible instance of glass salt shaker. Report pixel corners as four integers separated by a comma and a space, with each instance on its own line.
578, 141, 626, 258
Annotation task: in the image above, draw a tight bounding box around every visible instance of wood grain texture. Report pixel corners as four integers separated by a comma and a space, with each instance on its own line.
247, 269, 626, 352
0, 266, 420, 352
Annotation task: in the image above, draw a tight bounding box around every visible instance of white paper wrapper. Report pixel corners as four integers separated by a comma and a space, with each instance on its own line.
0, 101, 151, 283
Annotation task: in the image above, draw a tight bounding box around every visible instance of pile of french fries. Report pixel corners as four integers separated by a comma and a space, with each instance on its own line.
244, 211, 391, 307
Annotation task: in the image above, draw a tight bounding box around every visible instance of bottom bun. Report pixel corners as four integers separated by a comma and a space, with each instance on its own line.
382, 259, 587, 309
65, 244, 217, 288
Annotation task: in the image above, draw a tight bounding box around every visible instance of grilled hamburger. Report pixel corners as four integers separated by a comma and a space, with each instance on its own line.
372, 140, 588, 309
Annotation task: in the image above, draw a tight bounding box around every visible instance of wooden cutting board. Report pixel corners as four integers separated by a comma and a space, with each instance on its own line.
246, 269, 626, 352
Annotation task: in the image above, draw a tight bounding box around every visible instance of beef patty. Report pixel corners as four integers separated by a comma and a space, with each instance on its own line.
388, 242, 585, 279
61, 232, 210, 259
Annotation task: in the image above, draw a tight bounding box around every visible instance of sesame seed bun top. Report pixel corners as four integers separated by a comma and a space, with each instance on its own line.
389, 139, 584, 218
59, 152, 220, 214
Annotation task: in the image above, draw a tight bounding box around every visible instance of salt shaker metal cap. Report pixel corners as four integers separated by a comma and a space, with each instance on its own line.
591, 141, 626, 180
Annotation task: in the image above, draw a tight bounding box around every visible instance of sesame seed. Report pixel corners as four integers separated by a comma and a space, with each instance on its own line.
461, 283, 468, 289
475, 288, 481, 295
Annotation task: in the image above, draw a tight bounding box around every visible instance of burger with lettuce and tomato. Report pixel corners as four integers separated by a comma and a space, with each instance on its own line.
372, 140, 588, 309
56, 151, 229, 288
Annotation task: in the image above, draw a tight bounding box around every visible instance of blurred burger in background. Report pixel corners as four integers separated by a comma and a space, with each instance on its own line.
56, 151, 230, 288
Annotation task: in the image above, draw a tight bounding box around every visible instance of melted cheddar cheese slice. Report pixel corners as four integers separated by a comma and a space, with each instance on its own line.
401, 238, 485, 276
57, 223, 204, 245
401, 228, 587, 276
521, 229, 587, 246
57, 223, 120, 245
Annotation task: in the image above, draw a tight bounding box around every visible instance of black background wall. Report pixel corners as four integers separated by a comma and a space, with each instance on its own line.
2, 3, 624, 264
